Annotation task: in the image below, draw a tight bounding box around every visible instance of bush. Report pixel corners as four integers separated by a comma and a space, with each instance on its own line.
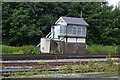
87, 45, 119, 54
2, 45, 20, 54
2, 45, 40, 54
20, 45, 39, 54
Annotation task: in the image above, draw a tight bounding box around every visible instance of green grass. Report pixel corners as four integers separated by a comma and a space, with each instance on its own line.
87, 45, 119, 54
1, 45, 40, 54
82, 72, 119, 76
1, 44, 119, 54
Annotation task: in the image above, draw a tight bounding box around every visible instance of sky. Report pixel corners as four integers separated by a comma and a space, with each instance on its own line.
106, 0, 120, 6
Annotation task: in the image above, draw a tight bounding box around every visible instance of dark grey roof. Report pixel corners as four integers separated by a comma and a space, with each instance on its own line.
62, 17, 89, 26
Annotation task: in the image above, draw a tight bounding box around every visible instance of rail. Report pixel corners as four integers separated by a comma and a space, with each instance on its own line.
2, 54, 120, 60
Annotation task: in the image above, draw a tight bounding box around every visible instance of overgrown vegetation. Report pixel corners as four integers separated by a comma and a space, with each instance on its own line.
87, 45, 119, 54
1, 45, 119, 54
59, 61, 118, 74
2, 59, 119, 78
1, 45, 40, 54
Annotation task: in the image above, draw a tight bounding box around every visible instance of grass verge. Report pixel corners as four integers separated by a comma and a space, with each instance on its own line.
1, 44, 119, 54
87, 45, 119, 54
1, 45, 40, 54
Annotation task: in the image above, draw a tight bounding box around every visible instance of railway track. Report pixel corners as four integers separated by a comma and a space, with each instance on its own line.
2, 54, 120, 60
1, 58, 119, 78
1, 55, 119, 78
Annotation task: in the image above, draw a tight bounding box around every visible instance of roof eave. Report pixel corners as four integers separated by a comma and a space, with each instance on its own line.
67, 23, 89, 26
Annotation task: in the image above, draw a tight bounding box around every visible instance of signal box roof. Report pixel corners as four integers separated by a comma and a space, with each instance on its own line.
55, 16, 89, 26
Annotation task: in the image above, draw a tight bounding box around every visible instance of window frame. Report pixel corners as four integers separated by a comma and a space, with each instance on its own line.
60, 25, 86, 37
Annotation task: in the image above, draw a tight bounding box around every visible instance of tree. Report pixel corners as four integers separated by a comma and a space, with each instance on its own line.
2, 2, 120, 46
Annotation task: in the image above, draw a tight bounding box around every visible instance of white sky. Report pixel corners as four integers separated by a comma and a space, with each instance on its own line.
106, 0, 120, 6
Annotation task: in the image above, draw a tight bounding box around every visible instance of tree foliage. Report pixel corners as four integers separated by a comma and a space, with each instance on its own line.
2, 2, 120, 46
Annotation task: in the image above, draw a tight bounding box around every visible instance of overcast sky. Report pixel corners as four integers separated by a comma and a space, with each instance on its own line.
106, 0, 120, 6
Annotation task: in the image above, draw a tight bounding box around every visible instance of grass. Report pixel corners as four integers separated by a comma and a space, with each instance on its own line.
59, 59, 119, 74
82, 71, 119, 76
87, 45, 119, 54
1, 44, 119, 54
1, 45, 40, 54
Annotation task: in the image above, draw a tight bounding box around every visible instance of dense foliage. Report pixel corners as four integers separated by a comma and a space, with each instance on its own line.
2, 2, 120, 46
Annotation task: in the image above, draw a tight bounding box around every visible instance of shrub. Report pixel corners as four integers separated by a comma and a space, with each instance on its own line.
20, 45, 39, 54
2, 45, 20, 54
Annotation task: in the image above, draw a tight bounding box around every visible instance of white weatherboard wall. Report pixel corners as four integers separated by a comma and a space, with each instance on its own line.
67, 38, 76, 43
67, 38, 86, 43
54, 25, 60, 39
77, 38, 86, 43
55, 17, 67, 26
40, 38, 50, 53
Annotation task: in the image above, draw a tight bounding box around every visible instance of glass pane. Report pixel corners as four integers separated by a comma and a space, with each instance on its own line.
60, 26, 66, 35
67, 26, 71, 35
60, 26, 86, 37
77, 27, 82, 36
82, 27, 86, 36
72, 27, 76, 35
